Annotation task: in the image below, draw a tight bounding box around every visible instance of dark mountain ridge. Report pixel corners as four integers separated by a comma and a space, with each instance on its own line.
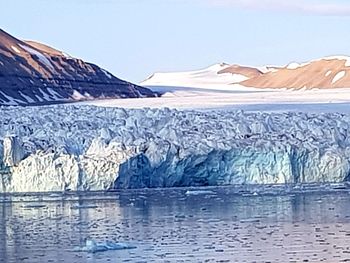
0, 28, 155, 105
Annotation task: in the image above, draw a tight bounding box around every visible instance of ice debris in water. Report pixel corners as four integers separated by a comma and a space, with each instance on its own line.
74, 239, 136, 253
185, 190, 216, 195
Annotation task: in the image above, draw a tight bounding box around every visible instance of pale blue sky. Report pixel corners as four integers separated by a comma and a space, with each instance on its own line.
2, 0, 350, 82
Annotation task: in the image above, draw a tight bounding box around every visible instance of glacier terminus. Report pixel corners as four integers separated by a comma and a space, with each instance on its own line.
0, 105, 349, 193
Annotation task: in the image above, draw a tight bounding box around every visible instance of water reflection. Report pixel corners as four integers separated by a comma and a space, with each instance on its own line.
0, 188, 350, 262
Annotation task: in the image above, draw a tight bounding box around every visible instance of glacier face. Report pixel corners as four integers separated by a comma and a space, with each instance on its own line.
0, 105, 350, 192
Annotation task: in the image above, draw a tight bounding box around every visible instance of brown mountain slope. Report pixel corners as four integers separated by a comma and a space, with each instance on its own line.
0, 28, 155, 106
143, 58, 350, 90
240, 58, 350, 89
218, 64, 263, 79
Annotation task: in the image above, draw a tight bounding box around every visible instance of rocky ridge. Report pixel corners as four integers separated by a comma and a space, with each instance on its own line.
0, 28, 155, 106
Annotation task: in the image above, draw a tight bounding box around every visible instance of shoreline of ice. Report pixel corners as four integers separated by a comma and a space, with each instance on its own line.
1, 105, 350, 193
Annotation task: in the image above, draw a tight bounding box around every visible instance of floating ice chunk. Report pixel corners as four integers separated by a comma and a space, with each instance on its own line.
74, 240, 136, 253
185, 190, 216, 195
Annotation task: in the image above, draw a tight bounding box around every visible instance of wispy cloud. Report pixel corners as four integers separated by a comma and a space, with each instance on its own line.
203, 0, 350, 16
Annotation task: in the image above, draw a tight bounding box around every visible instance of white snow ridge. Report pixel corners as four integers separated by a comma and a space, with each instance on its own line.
1, 105, 350, 193
141, 63, 249, 90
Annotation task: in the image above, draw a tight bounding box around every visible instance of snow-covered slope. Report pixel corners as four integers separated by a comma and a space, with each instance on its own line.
141, 63, 261, 91
142, 56, 350, 91
242, 56, 350, 89
1, 105, 350, 192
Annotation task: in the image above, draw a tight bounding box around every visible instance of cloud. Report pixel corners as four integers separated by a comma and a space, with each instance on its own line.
203, 0, 350, 16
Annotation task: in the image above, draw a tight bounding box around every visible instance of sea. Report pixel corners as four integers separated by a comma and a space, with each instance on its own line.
1, 184, 350, 262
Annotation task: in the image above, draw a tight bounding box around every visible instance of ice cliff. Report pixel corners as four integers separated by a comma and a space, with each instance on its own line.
1, 105, 350, 193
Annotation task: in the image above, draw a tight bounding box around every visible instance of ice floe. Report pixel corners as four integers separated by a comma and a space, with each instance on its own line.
73, 240, 136, 253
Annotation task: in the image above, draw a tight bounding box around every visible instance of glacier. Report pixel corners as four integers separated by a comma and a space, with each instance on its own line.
0, 105, 350, 193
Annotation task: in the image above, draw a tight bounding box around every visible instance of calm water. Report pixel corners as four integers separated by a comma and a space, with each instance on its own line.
1, 185, 350, 263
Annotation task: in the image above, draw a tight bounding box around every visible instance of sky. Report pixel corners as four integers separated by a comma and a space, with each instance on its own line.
2, 0, 350, 83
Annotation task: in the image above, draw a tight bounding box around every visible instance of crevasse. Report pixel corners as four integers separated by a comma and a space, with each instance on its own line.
0, 105, 350, 193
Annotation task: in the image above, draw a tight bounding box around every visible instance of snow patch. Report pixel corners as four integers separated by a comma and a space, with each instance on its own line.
62, 52, 72, 59
0, 92, 22, 105
38, 88, 53, 101
101, 69, 113, 79
47, 88, 63, 100
18, 92, 35, 103
35, 95, 44, 102
325, 70, 332, 77
321, 56, 350, 67
332, 71, 346, 84
286, 61, 310, 69
286, 62, 300, 70
19, 44, 55, 72
227, 74, 249, 83
72, 90, 86, 100
83, 92, 94, 100
11, 46, 21, 54
266, 67, 279, 73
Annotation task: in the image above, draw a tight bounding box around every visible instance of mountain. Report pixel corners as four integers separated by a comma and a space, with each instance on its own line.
142, 57, 350, 90
0, 28, 156, 106
242, 57, 350, 89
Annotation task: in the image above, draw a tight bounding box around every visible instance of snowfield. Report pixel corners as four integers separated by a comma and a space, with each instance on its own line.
1, 105, 350, 193
80, 62, 350, 111
141, 63, 249, 89
82, 87, 350, 112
